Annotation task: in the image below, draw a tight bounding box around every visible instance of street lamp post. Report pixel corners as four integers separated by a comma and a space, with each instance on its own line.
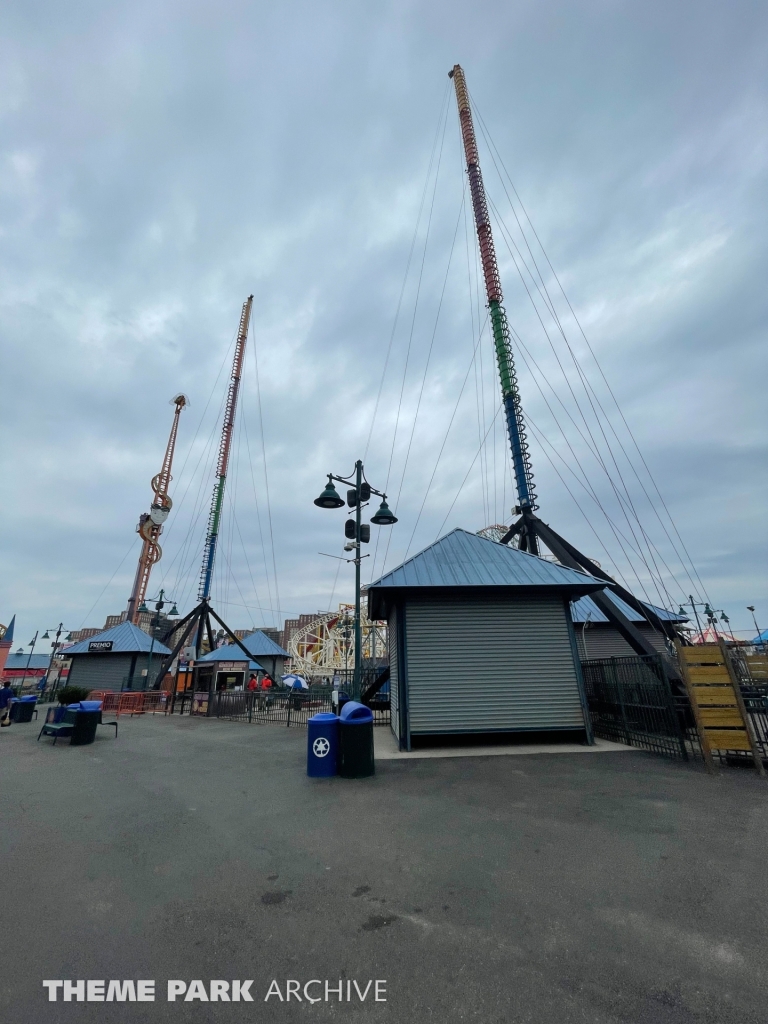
20, 631, 39, 693
747, 607, 766, 653
314, 460, 397, 692
138, 590, 178, 690
41, 624, 74, 696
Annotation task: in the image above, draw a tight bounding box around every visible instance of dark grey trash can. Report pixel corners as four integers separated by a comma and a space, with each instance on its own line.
70, 709, 100, 746
338, 701, 374, 778
10, 698, 37, 723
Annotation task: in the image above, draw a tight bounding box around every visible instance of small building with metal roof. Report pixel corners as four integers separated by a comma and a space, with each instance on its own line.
195, 630, 288, 692
64, 622, 172, 692
1, 653, 52, 688
366, 529, 605, 750
570, 591, 687, 660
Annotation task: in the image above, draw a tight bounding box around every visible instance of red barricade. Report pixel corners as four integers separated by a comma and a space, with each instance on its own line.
88, 691, 170, 716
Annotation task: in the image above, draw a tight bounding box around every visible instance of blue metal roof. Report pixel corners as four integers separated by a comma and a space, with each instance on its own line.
367, 529, 603, 593
64, 621, 171, 656
235, 630, 288, 657
3, 653, 51, 671
198, 629, 286, 667
1, 615, 16, 644
570, 590, 688, 625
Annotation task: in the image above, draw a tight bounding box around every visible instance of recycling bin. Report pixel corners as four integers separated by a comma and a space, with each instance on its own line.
307, 712, 339, 777
338, 701, 375, 779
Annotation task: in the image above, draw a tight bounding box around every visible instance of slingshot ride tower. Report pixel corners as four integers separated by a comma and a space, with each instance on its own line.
450, 65, 680, 660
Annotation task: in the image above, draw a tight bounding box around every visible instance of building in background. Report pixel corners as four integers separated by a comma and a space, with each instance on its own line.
1, 652, 52, 688
570, 593, 686, 660
64, 622, 172, 692
200, 630, 288, 683
0, 615, 15, 680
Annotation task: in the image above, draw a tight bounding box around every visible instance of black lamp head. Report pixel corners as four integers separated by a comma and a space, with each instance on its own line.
371, 499, 398, 526
314, 477, 345, 509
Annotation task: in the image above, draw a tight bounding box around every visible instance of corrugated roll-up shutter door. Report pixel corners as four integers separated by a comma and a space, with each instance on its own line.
68, 654, 134, 692
406, 598, 584, 734
576, 625, 669, 661
389, 606, 399, 741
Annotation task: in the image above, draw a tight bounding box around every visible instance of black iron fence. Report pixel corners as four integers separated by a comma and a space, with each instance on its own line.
583, 654, 768, 766
582, 656, 691, 760
169, 687, 390, 729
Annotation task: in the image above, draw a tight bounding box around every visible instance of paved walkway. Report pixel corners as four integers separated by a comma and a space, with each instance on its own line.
3, 713, 767, 1023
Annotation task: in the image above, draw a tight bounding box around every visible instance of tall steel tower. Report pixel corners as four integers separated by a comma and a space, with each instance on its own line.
450, 65, 679, 659
450, 65, 539, 553
198, 295, 254, 601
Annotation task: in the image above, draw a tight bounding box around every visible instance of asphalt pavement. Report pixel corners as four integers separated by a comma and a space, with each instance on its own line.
2, 712, 767, 1023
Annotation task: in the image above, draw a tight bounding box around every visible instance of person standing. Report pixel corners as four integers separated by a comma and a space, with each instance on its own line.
0, 680, 15, 727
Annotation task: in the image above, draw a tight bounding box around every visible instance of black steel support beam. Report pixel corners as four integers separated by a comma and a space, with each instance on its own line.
531, 518, 666, 662
508, 514, 677, 639
151, 603, 203, 690
206, 605, 267, 665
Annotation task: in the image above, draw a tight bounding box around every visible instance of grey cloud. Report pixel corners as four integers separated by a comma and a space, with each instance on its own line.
1, 0, 766, 645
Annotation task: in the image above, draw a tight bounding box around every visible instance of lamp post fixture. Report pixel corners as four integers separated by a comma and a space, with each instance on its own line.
20, 630, 39, 694
747, 606, 766, 653
139, 590, 178, 690
678, 597, 711, 642
40, 624, 74, 695
704, 605, 730, 641
314, 460, 397, 691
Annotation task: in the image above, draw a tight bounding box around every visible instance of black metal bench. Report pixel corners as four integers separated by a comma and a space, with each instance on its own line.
38, 708, 118, 745
98, 715, 118, 738
38, 709, 77, 744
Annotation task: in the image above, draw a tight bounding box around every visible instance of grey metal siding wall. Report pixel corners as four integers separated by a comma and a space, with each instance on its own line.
389, 606, 400, 741
405, 598, 585, 734
68, 655, 135, 692
575, 625, 669, 661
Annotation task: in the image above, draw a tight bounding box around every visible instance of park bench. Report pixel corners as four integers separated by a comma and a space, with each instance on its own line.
37, 707, 118, 745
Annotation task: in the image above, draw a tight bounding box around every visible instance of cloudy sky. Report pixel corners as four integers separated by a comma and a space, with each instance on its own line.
1, 0, 766, 651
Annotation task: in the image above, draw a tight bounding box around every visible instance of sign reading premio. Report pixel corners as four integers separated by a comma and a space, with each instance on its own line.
88, 640, 114, 652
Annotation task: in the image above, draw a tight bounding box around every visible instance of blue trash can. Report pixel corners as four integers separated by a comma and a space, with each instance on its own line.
307, 712, 339, 777
336, 693, 352, 715
338, 701, 375, 778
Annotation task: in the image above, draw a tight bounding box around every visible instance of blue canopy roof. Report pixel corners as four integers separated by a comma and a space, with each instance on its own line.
233, 629, 289, 657
197, 629, 286, 669
751, 630, 768, 646
64, 621, 171, 656
570, 590, 688, 625
3, 654, 51, 671
368, 529, 603, 593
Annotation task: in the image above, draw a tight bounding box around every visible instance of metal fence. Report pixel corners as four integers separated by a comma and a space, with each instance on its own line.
583, 654, 768, 766
582, 656, 691, 760
169, 687, 390, 729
